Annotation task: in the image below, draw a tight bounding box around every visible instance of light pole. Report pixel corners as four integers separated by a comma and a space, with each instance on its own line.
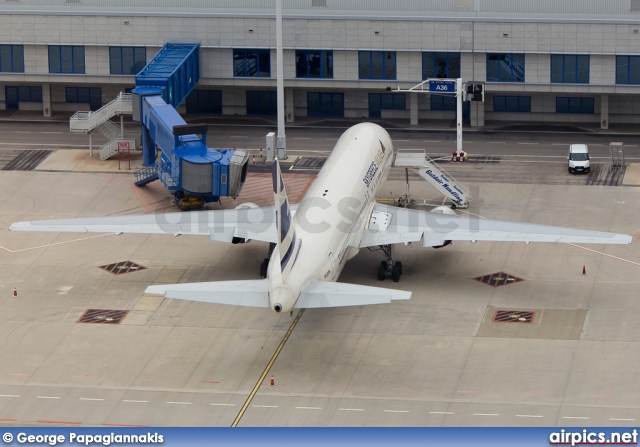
275, 0, 287, 159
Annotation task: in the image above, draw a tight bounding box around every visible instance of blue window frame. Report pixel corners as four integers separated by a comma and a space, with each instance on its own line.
422, 52, 460, 79
0, 45, 24, 72
486, 53, 525, 82
359, 51, 396, 80
550, 55, 589, 83
430, 95, 457, 111
556, 97, 594, 114
307, 92, 343, 117
109, 47, 146, 75
296, 50, 333, 78
186, 90, 222, 114
246, 90, 276, 115
616, 56, 640, 84
49, 46, 85, 74
493, 96, 531, 112
234, 49, 270, 77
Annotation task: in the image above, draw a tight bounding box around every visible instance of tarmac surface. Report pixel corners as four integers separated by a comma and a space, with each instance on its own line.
0, 128, 639, 427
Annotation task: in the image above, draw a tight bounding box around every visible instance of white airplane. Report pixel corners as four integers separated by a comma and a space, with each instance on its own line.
10, 123, 632, 314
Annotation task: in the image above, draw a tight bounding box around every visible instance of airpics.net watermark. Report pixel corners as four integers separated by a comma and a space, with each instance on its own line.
549, 429, 638, 446
148, 195, 482, 236
2, 432, 164, 446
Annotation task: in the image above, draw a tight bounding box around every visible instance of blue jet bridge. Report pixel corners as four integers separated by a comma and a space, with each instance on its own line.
132, 43, 248, 210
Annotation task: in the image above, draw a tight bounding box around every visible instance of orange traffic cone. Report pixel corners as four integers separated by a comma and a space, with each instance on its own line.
13, 288, 18, 297
582, 265, 587, 275
269, 375, 275, 387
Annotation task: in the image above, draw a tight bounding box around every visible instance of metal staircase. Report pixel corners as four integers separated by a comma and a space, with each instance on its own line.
70, 92, 140, 160
94, 120, 140, 161
70, 92, 132, 132
394, 149, 472, 208
134, 164, 159, 187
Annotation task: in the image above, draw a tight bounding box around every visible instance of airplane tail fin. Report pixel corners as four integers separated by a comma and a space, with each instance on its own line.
145, 280, 269, 307
271, 158, 298, 276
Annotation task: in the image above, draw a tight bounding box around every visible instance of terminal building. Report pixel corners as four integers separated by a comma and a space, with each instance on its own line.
1, 0, 640, 129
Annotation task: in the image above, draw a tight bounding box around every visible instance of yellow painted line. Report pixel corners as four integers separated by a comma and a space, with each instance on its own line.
564, 242, 640, 267
231, 309, 305, 427
0, 233, 112, 253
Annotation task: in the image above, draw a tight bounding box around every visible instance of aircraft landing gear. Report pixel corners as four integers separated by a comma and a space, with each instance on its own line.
260, 258, 269, 279
376, 244, 403, 283
260, 243, 277, 278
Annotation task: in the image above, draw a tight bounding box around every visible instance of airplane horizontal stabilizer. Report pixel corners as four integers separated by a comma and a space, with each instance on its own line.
296, 281, 411, 308
145, 279, 269, 307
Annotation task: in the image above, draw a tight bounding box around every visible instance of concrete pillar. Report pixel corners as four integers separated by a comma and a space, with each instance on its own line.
471, 101, 485, 128
410, 92, 418, 126
600, 94, 609, 130
42, 83, 52, 117
285, 87, 294, 122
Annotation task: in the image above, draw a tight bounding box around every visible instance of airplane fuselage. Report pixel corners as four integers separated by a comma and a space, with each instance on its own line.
268, 123, 394, 313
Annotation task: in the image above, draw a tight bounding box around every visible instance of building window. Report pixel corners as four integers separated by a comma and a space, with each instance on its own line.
246, 90, 276, 115
66, 87, 102, 110
359, 51, 396, 80
430, 95, 457, 111
49, 46, 85, 74
486, 53, 525, 82
369, 93, 405, 118
0, 45, 24, 72
616, 56, 640, 84
109, 47, 146, 75
422, 52, 460, 79
556, 97, 594, 114
296, 50, 333, 78
186, 90, 222, 114
234, 49, 270, 77
17, 86, 43, 102
493, 96, 531, 112
551, 55, 589, 83
307, 92, 343, 117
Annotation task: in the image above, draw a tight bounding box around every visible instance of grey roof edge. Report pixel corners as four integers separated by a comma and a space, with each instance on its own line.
2, 6, 640, 24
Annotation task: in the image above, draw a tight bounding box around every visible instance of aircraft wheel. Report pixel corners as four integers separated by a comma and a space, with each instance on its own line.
260, 258, 269, 279
395, 261, 403, 276
392, 263, 402, 282
377, 261, 387, 281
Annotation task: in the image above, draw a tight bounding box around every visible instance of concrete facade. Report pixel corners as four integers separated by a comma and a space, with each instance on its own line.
1, 2, 640, 126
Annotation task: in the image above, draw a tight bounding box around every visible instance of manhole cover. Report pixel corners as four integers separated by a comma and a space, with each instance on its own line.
493, 310, 535, 323
473, 271, 524, 287
77, 309, 129, 324
98, 261, 147, 275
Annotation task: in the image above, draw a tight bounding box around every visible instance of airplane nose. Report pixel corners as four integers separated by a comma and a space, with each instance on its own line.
270, 286, 296, 313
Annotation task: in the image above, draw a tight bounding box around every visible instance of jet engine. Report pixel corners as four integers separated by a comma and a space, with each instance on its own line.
231, 202, 259, 244
430, 205, 455, 248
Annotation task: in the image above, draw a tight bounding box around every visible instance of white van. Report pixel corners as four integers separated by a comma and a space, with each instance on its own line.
568, 144, 590, 174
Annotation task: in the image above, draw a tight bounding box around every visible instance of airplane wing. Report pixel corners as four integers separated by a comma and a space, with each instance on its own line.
10, 207, 284, 244
360, 203, 633, 248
